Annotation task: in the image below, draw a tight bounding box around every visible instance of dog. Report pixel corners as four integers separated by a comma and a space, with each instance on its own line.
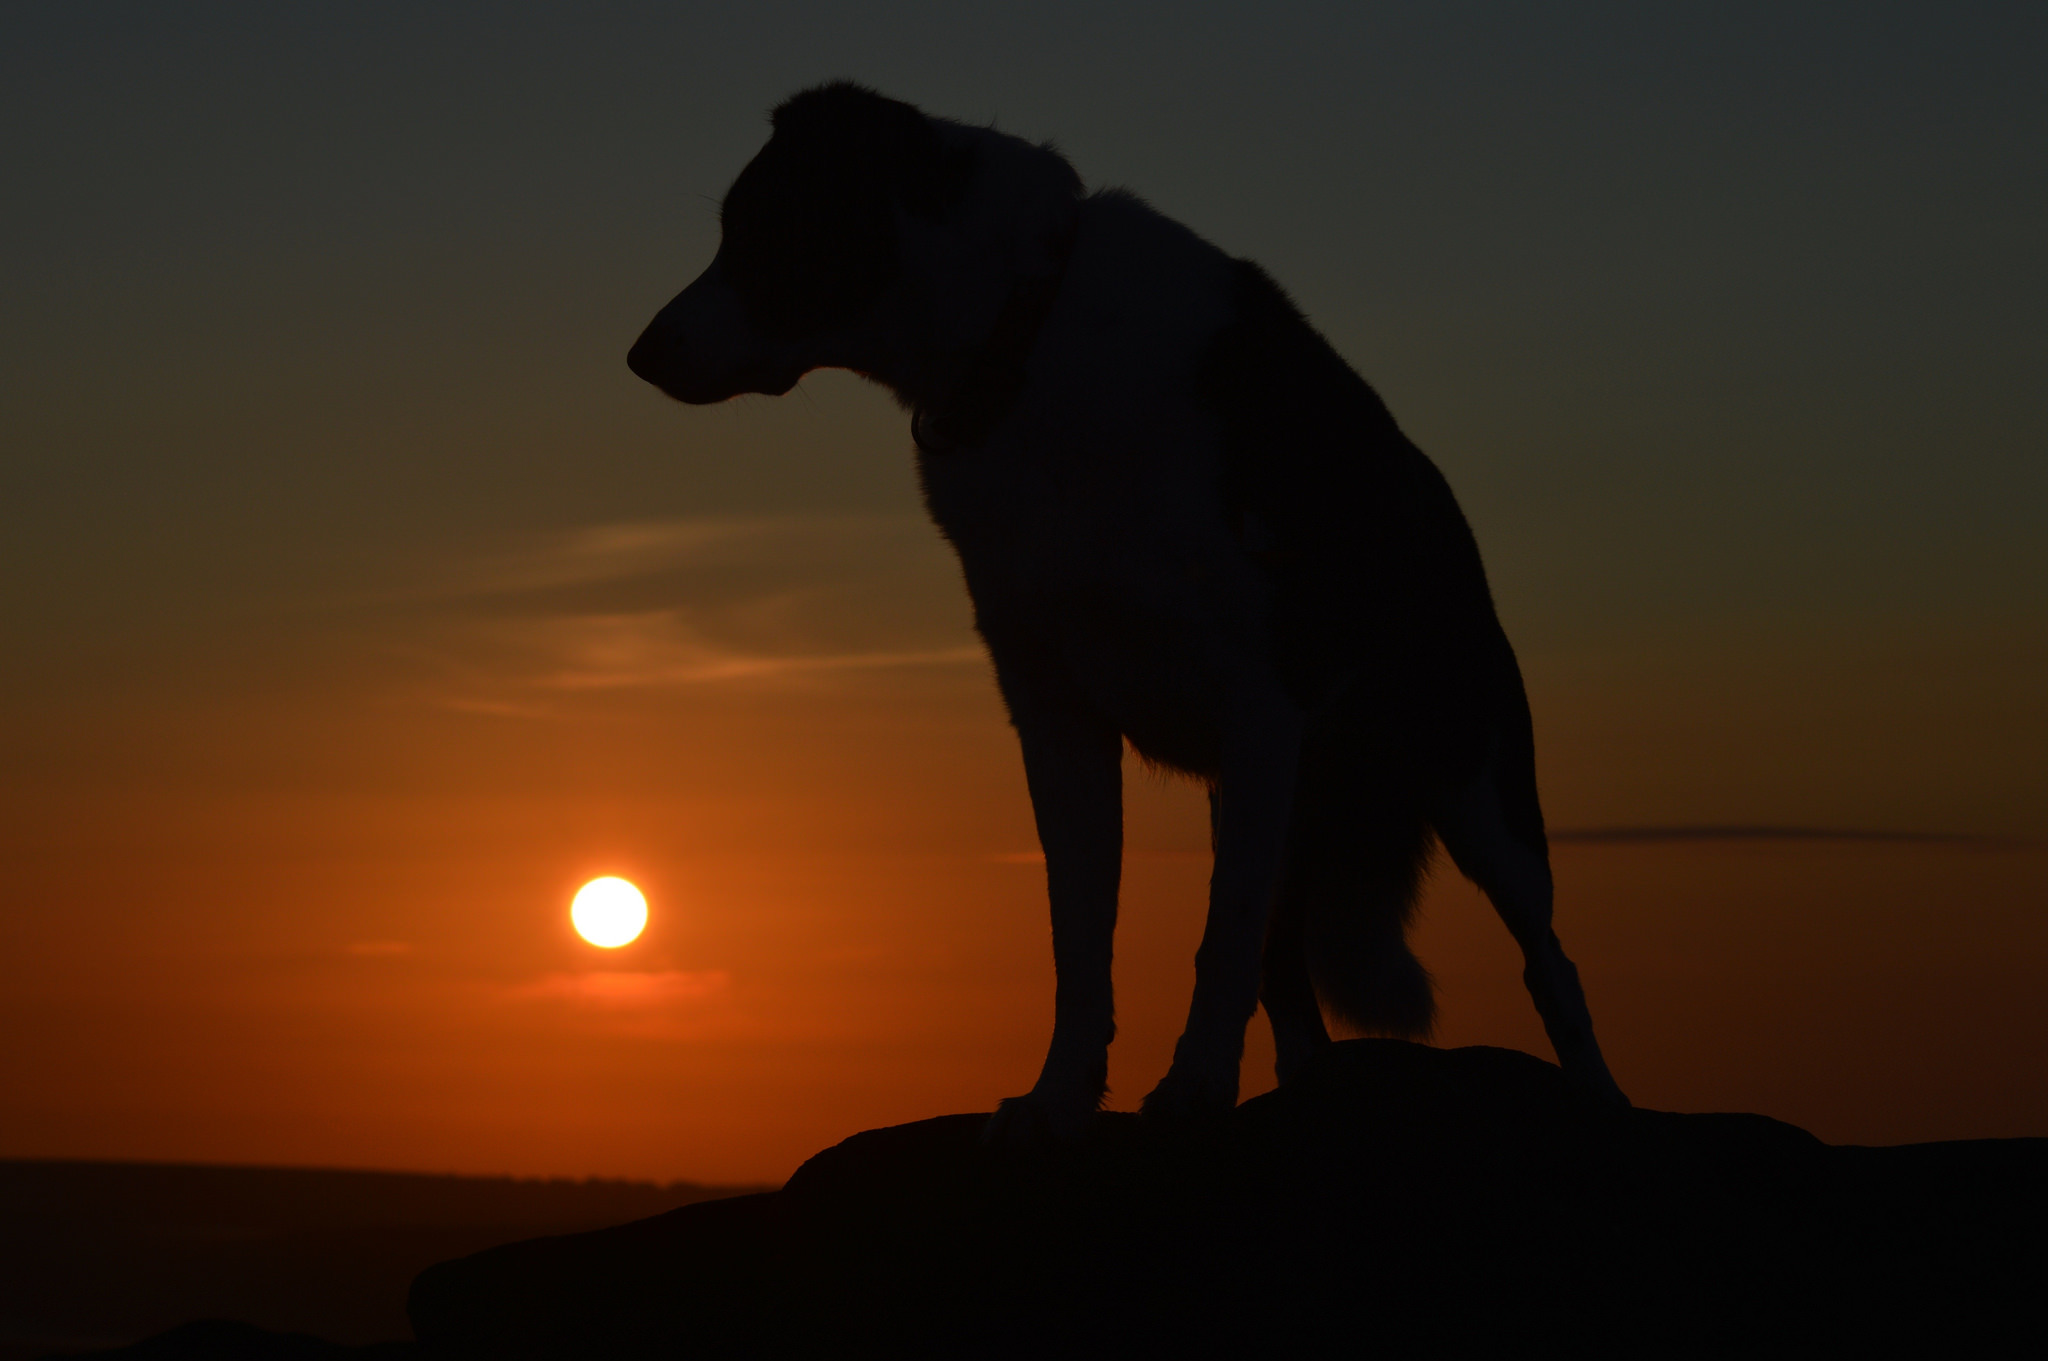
628, 83, 1626, 1140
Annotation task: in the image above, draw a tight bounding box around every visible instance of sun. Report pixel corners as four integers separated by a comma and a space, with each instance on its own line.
571, 877, 648, 948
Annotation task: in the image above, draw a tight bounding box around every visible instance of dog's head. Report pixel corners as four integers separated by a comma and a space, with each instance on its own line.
629, 83, 1081, 408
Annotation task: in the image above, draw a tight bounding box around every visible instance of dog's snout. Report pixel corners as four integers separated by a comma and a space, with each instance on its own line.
625, 321, 708, 403
627, 263, 804, 404
626, 320, 692, 394
625, 327, 665, 387
627, 288, 715, 402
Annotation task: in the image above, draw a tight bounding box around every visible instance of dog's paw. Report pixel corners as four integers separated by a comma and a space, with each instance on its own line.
983, 1083, 1100, 1150
1552, 1035, 1630, 1109
1564, 1060, 1630, 1110
1139, 1054, 1239, 1126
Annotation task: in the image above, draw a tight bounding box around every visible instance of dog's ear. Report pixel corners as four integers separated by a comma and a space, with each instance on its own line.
768, 82, 970, 222
720, 83, 969, 339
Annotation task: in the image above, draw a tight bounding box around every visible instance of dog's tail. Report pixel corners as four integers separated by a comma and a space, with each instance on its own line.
1299, 812, 1438, 1038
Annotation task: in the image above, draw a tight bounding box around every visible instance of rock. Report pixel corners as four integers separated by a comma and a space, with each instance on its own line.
408, 1040, 2048, 1357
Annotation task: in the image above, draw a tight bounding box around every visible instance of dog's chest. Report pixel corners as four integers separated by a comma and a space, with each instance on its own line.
909, 197, 1279, 768
920, 410, 1266, 769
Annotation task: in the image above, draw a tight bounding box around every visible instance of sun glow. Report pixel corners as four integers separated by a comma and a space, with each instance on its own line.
571, 877, 648, 948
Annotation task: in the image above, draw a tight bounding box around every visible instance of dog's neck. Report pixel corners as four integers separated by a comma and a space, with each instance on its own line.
837, 123, 1084, 450
907, 220, 1075, 458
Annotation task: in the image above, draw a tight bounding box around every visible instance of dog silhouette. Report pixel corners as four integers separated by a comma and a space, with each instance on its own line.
629, 83, 1625, 1141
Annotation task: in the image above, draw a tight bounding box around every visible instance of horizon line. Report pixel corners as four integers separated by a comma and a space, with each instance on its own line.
0, 1154, 764, 1192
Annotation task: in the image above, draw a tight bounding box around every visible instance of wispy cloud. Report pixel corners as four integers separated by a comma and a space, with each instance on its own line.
345, 940, 414, 957
1549, 825, 2022, 846
467, 609, 981, 692
423, 515, 907, 601
510, 969, 730, 1008
379, 513, 982, 709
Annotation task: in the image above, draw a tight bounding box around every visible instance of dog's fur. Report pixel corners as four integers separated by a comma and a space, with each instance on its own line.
629, 84, 1625, 1138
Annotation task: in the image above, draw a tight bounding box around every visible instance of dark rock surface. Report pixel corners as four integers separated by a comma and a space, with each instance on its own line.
407, 1040, 2048, 1358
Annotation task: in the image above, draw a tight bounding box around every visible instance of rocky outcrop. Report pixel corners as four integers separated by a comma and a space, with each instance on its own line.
408, 1040, 2048, 1357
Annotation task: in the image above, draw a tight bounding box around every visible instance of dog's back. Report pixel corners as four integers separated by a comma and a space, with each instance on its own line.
918, 182, 1537, 1038
1199, 252, 1554, 1035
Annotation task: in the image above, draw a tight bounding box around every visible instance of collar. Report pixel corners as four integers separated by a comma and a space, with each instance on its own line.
910, 223, 1076, 457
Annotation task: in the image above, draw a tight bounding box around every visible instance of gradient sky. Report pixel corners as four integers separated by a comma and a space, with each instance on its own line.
3, 2, 2043, 1183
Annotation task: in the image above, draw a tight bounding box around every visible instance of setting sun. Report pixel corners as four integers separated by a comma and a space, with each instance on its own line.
571, 877, 648, 948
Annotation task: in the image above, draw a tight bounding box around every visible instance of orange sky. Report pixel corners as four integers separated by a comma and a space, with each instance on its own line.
3, 6, 2044, 1184
4, 625, 2043, 1183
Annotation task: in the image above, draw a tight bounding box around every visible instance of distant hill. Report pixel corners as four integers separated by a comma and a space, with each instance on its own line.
0, 1160, 765, 1360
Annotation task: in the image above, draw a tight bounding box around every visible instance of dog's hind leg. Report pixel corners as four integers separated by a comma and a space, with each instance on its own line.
1143, 705, 1303, 1121
1435, 701, 1627, 1106
1261, 857, 1333, 1084
1215, 784, 1332, 1085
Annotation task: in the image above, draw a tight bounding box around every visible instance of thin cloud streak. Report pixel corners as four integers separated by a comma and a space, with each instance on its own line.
536, 644, 987, 690
445, 608, 982, 696
417, 514, 930, 602
511, 970, 730, 1008
515, 609, 983, 691
378, 514, 983, 708
1548, 826, 2027, 847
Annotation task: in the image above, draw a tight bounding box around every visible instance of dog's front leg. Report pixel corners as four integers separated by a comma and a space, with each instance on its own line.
984, 704, 1123, 1147
1143, 702, 1303, 1121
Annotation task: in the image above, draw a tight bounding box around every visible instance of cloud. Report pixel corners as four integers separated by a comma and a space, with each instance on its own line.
436, 696, 553, 719
416, 514, 933, 601
378, 513, 983, 709
425, 517, 824, 599
481, 610, 982, 691
345, 940, 413, 956
1548, 825, 2018, 845
511, 969, 731, 1009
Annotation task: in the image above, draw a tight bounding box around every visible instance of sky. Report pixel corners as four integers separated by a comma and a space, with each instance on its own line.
2, 2, 2043, 1184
